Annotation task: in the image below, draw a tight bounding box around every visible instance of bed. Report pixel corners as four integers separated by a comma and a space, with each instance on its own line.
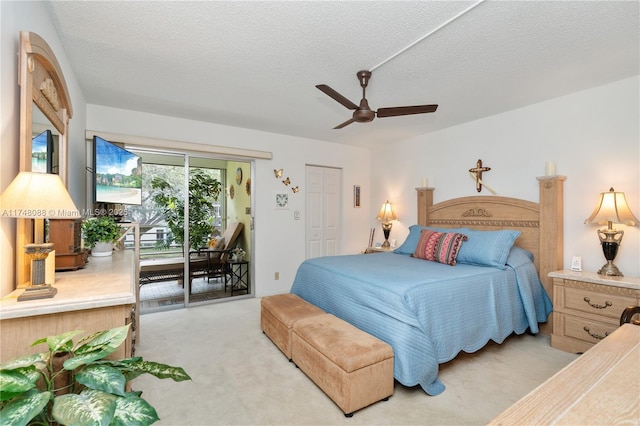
290, 177, 564, 395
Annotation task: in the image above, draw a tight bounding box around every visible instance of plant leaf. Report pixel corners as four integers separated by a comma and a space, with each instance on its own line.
63, 348, 115, 371
75, 365, 126, 397
74, 325, 130, 355
110, 394, 159, 426
102, 358, 191, 382
52, 389, 116, 426
39, 330, 83, 353
0, 352, 47, 372
0, 368, 39, 398
0, 390, 51, 426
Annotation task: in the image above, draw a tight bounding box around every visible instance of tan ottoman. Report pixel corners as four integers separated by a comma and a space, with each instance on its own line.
260, 294, 325, 359
292, 314, 394, 417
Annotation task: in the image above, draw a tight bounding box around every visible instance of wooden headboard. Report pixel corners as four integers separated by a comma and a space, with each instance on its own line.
417, 176, 565, 333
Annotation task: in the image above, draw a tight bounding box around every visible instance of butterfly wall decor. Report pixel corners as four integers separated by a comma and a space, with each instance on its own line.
291, 186, 299, 193
282, 177, 291, 186
274, 169, 283, 178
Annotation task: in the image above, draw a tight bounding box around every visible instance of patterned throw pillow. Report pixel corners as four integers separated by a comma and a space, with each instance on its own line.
413, 230, 467, 266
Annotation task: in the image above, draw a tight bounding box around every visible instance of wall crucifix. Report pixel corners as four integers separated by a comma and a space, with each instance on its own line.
469, 159, 491, 193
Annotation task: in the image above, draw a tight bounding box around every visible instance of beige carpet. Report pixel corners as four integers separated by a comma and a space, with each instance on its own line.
133, 297, 578, 425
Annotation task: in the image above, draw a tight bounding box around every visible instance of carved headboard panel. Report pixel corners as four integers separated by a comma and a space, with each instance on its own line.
424, 196, 541, 270
417, 176, 565, 334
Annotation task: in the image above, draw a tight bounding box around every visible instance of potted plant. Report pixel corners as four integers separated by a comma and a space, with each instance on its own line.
81, 216, 121, 257
0, 324, 190, 426
231, 247, 246, 262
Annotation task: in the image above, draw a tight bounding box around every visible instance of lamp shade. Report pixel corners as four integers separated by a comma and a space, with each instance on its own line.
0, 172, 80, 218
584, 187, 639, 226
376, 200, 397, 222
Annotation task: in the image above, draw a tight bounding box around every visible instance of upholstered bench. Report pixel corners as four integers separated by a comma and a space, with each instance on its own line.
291, 313, 394, 417
260, 294, 325, 359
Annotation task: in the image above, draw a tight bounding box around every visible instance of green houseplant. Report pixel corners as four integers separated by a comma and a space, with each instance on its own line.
81, 216, 121, 256
0, 324, 190, 426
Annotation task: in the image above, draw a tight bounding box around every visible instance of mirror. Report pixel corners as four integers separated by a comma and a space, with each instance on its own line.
31, 105, 59, 175
16, 31, 73, 286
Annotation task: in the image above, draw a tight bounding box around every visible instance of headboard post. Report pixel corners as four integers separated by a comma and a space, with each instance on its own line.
416, 187, 435, 226
537, 176, 565, 333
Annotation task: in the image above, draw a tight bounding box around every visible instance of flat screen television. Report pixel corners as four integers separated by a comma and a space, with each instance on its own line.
93, 136, 142, 205
32, 130, 53, 174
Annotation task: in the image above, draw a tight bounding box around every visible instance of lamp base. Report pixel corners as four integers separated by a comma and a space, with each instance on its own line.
597, 261, 623, 277
17, 284, 58, 302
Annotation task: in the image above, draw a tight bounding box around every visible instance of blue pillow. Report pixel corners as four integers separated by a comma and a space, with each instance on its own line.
394, 225, 462, 255
455, 229, 521, 269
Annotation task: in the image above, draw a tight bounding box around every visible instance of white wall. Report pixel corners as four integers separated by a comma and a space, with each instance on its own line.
0, 1, 86, 296
371, 77, 640, 277
85, 105, 372, 296
2, 1, 637, 298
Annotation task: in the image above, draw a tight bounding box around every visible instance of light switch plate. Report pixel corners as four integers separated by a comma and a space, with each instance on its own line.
571, 256, 582, 271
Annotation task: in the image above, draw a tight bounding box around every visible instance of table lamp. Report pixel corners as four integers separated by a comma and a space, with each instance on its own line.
376, 200, 397, 248
584, 187, 638, 277
0, 171, 80, 300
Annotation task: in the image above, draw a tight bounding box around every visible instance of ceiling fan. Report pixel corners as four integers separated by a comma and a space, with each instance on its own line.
316, 70, 438, 129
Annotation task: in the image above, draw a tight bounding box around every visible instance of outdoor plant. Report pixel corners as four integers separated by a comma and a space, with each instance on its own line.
151, 168, 222, 250
81, 216, 121, 248
0, 324, 190, 426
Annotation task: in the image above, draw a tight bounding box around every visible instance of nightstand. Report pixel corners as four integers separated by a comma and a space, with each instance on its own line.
364, 246, 393, 254
549, 270, 640, 353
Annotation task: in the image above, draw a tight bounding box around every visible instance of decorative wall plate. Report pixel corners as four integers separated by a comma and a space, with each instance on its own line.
245, 178, 251, 195
236, 167, 243, 184
229, 185, 235, 199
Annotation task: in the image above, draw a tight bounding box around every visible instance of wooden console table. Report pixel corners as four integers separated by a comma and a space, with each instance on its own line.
0, 249, 136, 363
489, 323, 640, 425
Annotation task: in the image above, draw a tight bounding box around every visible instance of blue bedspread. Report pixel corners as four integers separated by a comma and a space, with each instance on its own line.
290, 248, 552, 395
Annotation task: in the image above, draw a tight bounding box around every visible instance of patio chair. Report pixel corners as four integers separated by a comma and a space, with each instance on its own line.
199, 221, 244, 283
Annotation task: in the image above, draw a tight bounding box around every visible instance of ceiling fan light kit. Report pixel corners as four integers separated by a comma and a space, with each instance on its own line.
316, 70, 438, 129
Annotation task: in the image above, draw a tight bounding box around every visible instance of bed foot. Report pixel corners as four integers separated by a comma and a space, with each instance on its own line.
344, 413, 353, 418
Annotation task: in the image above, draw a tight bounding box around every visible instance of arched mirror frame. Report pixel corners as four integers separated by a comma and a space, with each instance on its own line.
16, 31, 73, 287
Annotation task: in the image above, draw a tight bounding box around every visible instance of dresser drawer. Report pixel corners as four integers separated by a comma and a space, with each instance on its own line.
561, 314, 618, 345
563, 286, 635, 320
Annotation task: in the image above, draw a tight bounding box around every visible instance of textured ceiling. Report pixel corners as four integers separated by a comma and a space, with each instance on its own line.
45, 1, 639, 147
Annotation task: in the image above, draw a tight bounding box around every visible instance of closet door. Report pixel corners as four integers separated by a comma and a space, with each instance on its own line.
305, 166, 341, 258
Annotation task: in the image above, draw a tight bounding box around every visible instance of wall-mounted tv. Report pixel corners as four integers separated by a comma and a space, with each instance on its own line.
93, 136, 142, 205
32, 130, 53, 173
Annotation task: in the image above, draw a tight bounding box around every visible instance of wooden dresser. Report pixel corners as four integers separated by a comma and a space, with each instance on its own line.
489, 323, 640, 425
549, 270, 640, 353
0, 250, 136, 363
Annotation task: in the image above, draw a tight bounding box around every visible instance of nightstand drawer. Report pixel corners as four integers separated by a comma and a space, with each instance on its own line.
563, 286, 635, 320
561, 314, 618, 345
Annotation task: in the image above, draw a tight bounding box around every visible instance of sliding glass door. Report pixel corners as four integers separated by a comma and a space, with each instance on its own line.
128, 148, 251, 312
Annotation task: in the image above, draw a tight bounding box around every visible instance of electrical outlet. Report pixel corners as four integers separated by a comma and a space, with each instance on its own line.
294, 210, 300, 220
571, 256, 582, 272
274, 272, 279, 280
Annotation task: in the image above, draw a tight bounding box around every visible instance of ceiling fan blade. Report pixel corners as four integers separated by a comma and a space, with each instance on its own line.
333, 118, 355, 129
316, 84, 358, 110
376, 104, 439, 118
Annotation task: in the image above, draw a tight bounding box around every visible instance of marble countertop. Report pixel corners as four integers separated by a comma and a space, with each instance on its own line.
0, 249, 136, 320
549, 270, 640, 291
